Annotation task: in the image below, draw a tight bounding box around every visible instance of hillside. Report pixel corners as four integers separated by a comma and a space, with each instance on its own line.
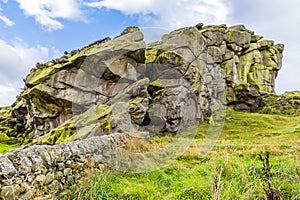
0, 23, 300, 199
60, 108, 300, 199
1, 108, 300, 199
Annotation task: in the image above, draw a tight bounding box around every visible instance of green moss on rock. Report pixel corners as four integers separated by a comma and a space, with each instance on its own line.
0, 106, 18, 140
0, 133, 10, 142
26, 64, 61, 85
146, 47, 159, 63
34, 104, 113, 145
120, 26, 140, 35
259, 91, 300, 115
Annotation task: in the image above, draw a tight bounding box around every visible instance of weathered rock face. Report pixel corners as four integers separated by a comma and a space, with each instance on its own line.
0, 24, 284, 144
218, 25, 284, 105
259, 91, 300, 115
0, 107, 23, 142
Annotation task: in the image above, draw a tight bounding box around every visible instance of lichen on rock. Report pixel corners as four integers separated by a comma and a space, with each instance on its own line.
0, 23, 290, 144
259, 91, 300, 115
0, 106, 19, 142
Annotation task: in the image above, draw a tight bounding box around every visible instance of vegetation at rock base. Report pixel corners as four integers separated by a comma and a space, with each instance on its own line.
0, 143, 19, 154
59, 108, 300, 200
259, 91, 300, 116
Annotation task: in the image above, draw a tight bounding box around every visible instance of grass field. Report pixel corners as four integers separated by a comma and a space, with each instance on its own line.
60, 108, 300, 200
1, 108, 299, 199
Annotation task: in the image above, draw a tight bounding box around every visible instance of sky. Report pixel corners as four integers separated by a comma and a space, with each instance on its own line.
0, 0, 299, 106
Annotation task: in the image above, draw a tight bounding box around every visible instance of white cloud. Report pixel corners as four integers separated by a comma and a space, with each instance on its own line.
87, 0, 231, 29
0, 0, 15, 26
12, 39, 49, 69
0, 85, 17, 106
0, 14, 14, 26
16, 0, 85, 31
0, 39, 50, 106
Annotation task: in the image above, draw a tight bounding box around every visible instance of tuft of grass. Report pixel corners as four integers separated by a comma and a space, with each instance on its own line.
0, 143, 19, 154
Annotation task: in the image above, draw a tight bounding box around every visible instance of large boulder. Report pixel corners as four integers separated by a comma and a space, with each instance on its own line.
0, 23, 285, 144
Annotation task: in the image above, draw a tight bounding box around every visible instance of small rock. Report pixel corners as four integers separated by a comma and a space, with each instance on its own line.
1, 179, 13, 186
57, 162, 65, 170
35, 174, 46, 185
55, 171, 64, 180
259, 40, 274, 50
63, 168, 72, 176
20, 182, 31, 192
45, 173, 55, 185
66, 160, 72, 167
47, 180, 63, 194
195, 22, 204, 30
229, 24, 246, 31
251, 35, 263, 43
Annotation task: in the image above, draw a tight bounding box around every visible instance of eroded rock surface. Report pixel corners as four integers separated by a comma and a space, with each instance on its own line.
259, 91, 300, 115
0, 24, 285, 144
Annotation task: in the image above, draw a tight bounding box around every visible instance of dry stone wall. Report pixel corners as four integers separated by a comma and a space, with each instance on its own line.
0, 133, 127, 199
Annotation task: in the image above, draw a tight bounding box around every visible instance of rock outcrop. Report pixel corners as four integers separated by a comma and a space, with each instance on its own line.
0, 23, 293, 199
0, 24, 284, 144
0, 107, 22, 142
259, 91, 300, 115
220, 25, 284, 111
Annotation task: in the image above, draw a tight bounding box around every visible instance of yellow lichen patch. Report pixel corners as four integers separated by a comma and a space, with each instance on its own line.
34, 104, 113, 145
146, 47, 158, 63
34, 119, 76, 145
26, 64, 61, 85
0, 143, 19, 154
150, 79, 164, 88
0, 133, 10, 142
75, 104, 112, 126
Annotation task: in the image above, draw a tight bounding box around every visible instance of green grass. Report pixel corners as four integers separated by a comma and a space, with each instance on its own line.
59, 108, 300, 199
0, 143, 19, 154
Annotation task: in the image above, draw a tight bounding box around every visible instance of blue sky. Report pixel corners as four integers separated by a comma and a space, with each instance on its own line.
0, 0, 299, 106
